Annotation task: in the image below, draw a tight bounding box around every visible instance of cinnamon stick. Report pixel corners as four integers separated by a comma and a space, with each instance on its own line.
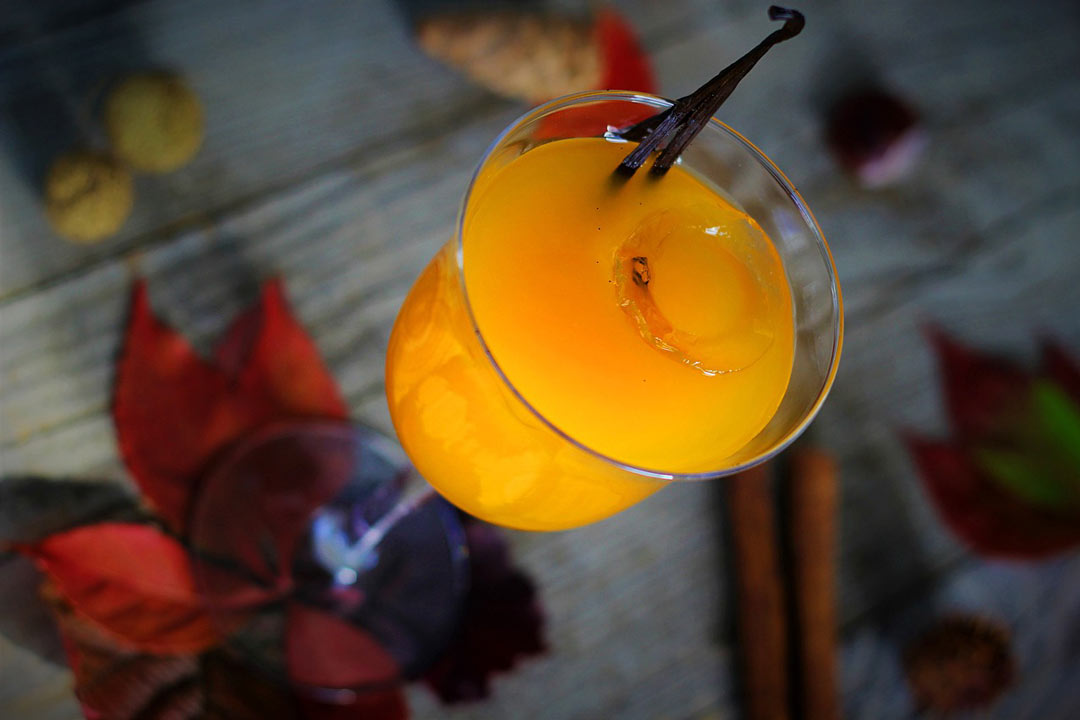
788, 448, 840, 720
728, 463, 790, 720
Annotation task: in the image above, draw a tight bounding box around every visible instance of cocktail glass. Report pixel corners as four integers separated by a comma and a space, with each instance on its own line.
189, 90, 840, 701
386, 91, 843, 531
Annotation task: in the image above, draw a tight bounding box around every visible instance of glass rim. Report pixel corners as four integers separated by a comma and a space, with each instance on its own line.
454, 90, 843, 482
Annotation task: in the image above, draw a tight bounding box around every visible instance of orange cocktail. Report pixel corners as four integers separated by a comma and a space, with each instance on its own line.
386, 93, 841, 531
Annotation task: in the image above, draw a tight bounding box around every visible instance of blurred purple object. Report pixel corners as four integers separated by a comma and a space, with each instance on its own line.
826, 87, 926, 187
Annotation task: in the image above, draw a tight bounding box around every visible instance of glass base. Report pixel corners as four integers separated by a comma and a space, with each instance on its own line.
188, 420, 468, 696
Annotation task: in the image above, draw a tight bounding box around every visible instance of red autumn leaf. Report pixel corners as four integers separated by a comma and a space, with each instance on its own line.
113, 282, 231, 533
48, 584, 303, 720
79, 650, 202, 720
113, 279, 346, 532
47, 583, 206, 719
423, 519, 546, 703
214, 303, 263, 378
56, 605, 189, 720
1042, 339, 1080, 404
189, 423, 359, 616
238, 279, 347, 422
911, 330, 1080, 558
203, 650, 302, 720
19, 523, 219, 654
531, 7, 656, 140
906, 436, 1080, 559
595, 7, 656, 94
57, 597, 406, 720
534, 8, 657, 141
532, 99, 660, 141
50, 580, 408, 720
926, 326, 1029, 441
19, 520, 218, 656
285, 602, 402, 691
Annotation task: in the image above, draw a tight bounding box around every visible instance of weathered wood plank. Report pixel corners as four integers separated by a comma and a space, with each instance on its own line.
0, 0, 505, 300
0, 0, 734, 301
405, 477, 734, 720
0, 638, 77, 720
0, 112, 513, 476
817, 201, 1080, 628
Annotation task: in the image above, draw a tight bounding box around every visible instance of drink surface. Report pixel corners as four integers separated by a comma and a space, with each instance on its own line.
386, 136, 795, 529
465, 137, 794, 471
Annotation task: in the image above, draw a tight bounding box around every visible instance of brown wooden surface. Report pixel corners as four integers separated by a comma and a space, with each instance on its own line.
2, 0, 1079, 718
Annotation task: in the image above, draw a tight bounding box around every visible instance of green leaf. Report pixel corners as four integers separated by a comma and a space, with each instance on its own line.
1030, 380, 1080, 475
973, 447, 1074, 511
974, 381, 1080, 512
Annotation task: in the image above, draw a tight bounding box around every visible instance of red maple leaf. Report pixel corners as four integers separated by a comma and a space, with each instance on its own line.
18, 524, 218, 654
13, 278, 547, 718
534, 8, 657, 141
188, 422, 360, 606
926, 327, 1030, 442
906, 437, 1080, 559
43, 581, 204, 720
51, 588, 407, 720
532, 99, 660, 141
595, 7, 656, 94
45, 582, 379, 720
286, 602, 400, 690
908, 328, 1080, 559
113, 279, 347, 533
42, 279, 409, 718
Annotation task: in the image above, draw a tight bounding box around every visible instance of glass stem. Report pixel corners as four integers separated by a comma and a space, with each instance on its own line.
354, 484, 439, 561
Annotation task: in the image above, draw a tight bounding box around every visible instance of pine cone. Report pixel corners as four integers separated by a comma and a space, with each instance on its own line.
903, 614, 1015, 713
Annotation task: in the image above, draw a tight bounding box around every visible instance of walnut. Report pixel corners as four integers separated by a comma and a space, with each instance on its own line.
105, 72, 204, 173
44, 151, 134, 243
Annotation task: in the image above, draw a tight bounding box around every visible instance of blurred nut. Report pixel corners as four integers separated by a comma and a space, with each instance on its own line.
44, 151, 134, 243
105, 72, 204, 173
825, 87, 925, 188
416, 13, 600, 104
903, 614, 1015, 713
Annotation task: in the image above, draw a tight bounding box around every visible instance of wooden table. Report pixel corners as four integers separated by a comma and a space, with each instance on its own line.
2, 0, 1078, 717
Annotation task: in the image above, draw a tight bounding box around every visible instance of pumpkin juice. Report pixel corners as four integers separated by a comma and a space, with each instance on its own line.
386, 136, 794, 530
